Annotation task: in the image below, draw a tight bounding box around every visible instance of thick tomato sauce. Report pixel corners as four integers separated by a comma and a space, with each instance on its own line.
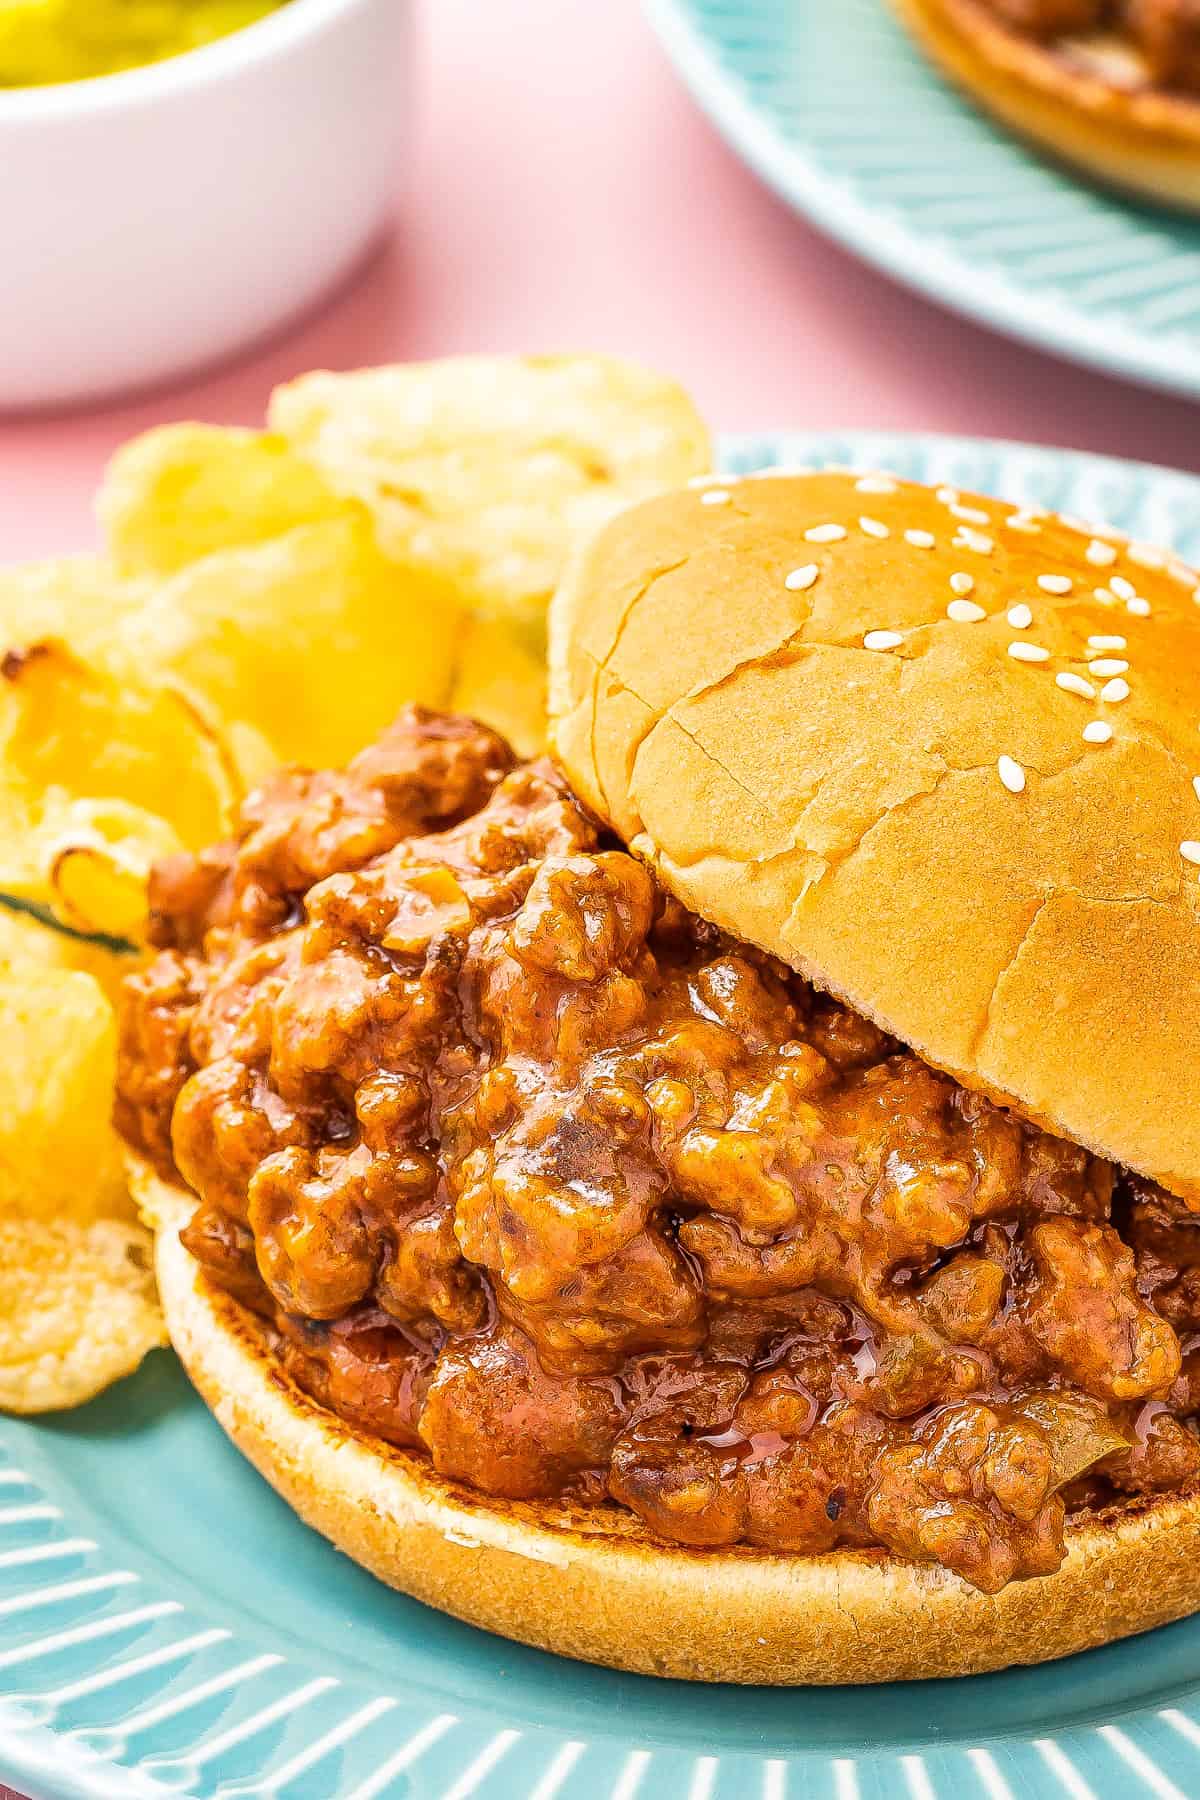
116, 709, 1200, 1592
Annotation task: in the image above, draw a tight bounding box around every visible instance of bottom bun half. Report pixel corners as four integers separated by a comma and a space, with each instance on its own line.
141, 1165, 1200, 1684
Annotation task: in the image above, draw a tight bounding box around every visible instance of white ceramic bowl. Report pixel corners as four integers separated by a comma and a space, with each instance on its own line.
0, 0, 407, 410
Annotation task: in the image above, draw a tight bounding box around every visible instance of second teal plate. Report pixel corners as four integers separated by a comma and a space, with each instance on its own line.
647, 0, 1200, 398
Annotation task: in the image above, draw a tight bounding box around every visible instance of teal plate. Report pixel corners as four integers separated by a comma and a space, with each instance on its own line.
5, 431, 1200, 1800
646, 0, 1200, 398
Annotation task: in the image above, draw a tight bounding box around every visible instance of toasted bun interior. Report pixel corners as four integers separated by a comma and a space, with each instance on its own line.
549, 469, 1200, 1205
889, 0, 1200, 211
138, 1163, 1200, 1682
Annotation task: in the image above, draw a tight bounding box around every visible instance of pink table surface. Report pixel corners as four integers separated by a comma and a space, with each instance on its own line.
1, 0, 1198, 565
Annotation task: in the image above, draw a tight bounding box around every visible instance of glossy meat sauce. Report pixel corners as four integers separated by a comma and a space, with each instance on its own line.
116, 710, 1200, 1592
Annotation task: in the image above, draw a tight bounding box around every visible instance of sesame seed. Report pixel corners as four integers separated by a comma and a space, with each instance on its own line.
937, 486, 959, 506
1007, 511, 1043, 534
785, 564, 820, 592
855, 475, 897, 495
1110, 575, 1136, 602
687, 473, 724, 488
905, 529, 935, 550
700, 488, 731, 506
1038, 574, 1073, 595
863, 630, 904, 651
947, 599, 987, 623
950, 502, 990, 526
1083, 721, 1113, 745
1093, 587, 1116, 605
954, 529, 994, 555
949, 572, 975, 596
1007, 603, 1033, 629
1089, 658, 1129, 677
859, 516, 890, 539
806, 523, 847, 543
1194, 587, 1200, 606
1056, 672, 1096, 699
1087, 634, 1126, 650
1008, 642, 1051, 663
1086, 539, 1118, 566
1129, 543, 1166, 571
1182, 842, 1200, 866
1127, 597, 1152, 617
1101, 677, 1131, 703
998, 756, 1026, 794
1193, 775, 1200, 803
1059, 513, 1094, 534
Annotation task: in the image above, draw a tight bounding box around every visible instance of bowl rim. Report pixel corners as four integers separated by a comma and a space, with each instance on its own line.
0, 0, 378, 121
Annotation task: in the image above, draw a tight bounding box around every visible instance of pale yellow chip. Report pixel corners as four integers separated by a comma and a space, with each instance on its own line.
49, 802, 185, 942
0, 946, 162, 1415
0, 1215, 164, 1414
0, 900, 133, 1002
0, 964, 128, 1223
122, 515, 465, 773
0, 783, 185, 941
449, 615, 546, 758
0, 554, 148, 662
269, 354, 713, 637
98, 424, 348, 576
0, 636, 237, 850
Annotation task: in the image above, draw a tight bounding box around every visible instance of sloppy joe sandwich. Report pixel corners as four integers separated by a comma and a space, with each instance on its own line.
890, 0, 1200, 209
121, 470, 1200, 1683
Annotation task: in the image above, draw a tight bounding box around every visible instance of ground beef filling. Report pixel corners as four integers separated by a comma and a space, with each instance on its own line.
980, 0, 1200, 91
115, 708, 1200, 1594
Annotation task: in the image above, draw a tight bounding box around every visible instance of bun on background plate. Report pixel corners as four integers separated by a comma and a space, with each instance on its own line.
890, 0, 1200, 211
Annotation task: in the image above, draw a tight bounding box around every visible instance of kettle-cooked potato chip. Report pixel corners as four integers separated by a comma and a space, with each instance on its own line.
0, 637, 237, 849
449, 615, 546, 759
269, 354, 712, 638
123, 515, 466, 774
0, 925, 159, 1414
0, 1214, 164, 1414
0, 963, 128, 1223
99, 424, 348, 577
0, 554, 147, 659
0, 636, 238, 937
0, 899, 132, 1000
0, 783, 184, 942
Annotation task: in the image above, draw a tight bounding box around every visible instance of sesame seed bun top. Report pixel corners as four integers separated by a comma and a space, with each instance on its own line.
548, 469, 1200, 1205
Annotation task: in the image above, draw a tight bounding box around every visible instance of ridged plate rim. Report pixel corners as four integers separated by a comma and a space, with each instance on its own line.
645, 0, 1200, 399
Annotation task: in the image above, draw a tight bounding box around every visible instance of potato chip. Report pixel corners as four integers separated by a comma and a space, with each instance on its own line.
0, 637, 237, 849
122, 515, 465, 773
0, 898, 133, 1002
269, 354, 712, 636
0, 964, 128, 1223
50, 809, 184, 942
449, 615, 546, 757
0, 635, 237, 938
98, 423, 347, 576
0, 553, 148, 661
0, 1215, 164, 1414
0, 929, 160, 1414
0, 783, 184, 941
